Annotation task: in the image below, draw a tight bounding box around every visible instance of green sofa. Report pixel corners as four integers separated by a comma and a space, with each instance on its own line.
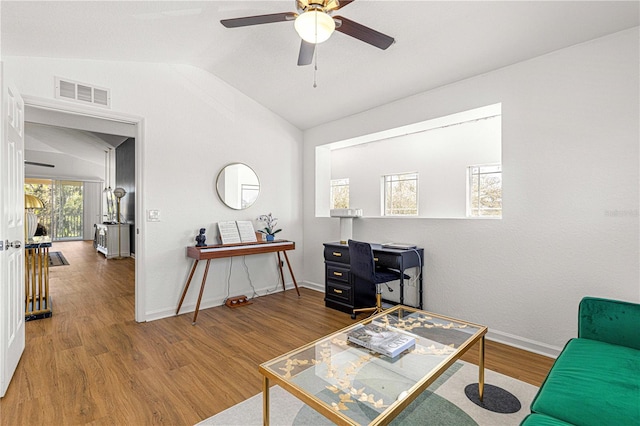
521, 297, 640, 426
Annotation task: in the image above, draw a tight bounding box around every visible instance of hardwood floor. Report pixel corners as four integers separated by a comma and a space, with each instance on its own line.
0, 240, 555, 425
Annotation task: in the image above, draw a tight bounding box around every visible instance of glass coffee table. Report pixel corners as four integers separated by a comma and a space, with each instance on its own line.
259, 305, 487, 425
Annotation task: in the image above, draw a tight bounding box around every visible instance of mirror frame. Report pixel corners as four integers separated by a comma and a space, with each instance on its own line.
216, 162, 260, 210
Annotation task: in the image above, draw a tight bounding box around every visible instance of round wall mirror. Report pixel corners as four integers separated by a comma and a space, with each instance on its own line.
216, 163, 260, 210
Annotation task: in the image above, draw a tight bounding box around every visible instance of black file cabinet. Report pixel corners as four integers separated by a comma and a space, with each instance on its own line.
323, 242, 425, 314
323, 243, 375, 313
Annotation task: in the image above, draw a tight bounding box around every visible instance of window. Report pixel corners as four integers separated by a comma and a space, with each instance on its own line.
317, 103, 501, 218
25, 179, 84, 240
330, 178, 349, 209
468, 165, 502, 217
241, 184, 259, 209
383, 173, 418, 216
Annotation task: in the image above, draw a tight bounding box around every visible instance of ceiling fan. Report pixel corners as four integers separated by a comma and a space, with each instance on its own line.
25, 161, 55, 168
220, 0, 395, 66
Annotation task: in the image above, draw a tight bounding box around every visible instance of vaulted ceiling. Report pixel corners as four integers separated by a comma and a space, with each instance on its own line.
2, 1, 639, 130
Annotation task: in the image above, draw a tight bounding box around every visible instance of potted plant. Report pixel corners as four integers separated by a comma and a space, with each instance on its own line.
256, 213, 282, 241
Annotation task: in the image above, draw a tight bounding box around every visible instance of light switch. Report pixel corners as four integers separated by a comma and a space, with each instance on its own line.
147, 209, 160, 222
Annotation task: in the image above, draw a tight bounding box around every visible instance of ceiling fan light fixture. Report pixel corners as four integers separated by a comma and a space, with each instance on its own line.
294, 9, 335, 44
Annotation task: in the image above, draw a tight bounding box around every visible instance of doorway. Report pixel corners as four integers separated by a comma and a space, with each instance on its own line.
23, 95, 145, 322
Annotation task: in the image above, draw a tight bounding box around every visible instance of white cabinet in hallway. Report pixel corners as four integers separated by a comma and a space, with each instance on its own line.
95, 223, 131, 258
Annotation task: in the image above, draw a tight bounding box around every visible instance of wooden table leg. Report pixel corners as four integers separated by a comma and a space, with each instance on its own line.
263, 376, 270, 426
282, 251, 300, 297
479, 335, 485, 402
176, 259, 199, 315
276, 251, 286, 291
192, 259, 211, 325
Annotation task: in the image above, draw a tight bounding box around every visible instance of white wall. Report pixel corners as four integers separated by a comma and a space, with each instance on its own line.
330, 115, 501, 218
3, 57, 303, 320
303, 28, 640, 356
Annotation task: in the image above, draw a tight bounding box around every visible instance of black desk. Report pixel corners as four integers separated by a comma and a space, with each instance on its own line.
323, 242, 424, 314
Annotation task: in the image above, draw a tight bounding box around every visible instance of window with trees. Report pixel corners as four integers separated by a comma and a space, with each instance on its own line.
468, 165, 502, 217
25, 179, 84, 240
383, 173, 418, 216
330, 178, 349, 209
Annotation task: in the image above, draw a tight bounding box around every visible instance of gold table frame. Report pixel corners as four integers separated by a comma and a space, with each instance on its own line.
259, 305, 487, 426
25, 238, 52, 320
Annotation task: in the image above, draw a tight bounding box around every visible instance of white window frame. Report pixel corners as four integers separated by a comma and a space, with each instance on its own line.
467, 164, 502, 218
241, 184, 260, 209
382, 172, 419, 216
330, 178, 350, 209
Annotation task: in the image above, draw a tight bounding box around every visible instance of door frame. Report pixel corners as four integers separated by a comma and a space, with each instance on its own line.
23, 95, 146, 322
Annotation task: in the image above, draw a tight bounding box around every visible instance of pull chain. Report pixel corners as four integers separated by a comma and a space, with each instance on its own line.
313, 45, 318, 88
313, 10, 318, 88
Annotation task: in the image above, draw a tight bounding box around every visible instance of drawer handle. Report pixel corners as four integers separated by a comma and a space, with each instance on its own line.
332, 252, 342, 257
333, 289, 343, 294
374, 257, 379, 262
333, 272, 343, 277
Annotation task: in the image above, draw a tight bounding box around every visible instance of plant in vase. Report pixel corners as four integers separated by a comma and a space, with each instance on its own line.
256, 213, 282, 242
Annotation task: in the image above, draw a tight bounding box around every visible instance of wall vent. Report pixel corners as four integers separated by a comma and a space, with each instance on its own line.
55, 77, 111, 108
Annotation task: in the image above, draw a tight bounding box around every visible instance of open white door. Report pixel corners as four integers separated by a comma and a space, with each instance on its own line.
0, 64, 26, 398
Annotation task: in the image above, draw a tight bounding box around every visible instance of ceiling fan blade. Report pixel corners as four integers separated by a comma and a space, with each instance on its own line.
334, 0, 355, 10
25, 161, 55, 168
334, 16, 394, 50
220, 12, 296, 28
297, 40, 315, 66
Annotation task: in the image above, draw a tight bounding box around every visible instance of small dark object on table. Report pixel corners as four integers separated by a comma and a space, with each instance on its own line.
195, 228, 206, 247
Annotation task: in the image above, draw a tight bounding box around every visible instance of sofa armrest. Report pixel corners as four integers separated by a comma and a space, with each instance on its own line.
579, 297, 640, 350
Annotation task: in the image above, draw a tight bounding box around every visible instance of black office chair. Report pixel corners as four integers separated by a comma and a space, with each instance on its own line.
348, 239, 407, 319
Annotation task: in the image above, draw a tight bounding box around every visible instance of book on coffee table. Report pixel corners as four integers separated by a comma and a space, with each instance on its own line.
347, 323, 415, 358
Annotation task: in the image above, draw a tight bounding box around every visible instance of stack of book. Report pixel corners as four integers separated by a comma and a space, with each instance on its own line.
347, 324, 415, 358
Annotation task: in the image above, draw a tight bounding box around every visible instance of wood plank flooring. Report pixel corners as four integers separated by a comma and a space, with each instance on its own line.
0, 240, 555, 425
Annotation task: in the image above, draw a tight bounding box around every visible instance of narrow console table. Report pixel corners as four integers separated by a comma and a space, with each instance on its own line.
176, 240, 300, 324
323, 242, 424, 314
25, 237, 52, 321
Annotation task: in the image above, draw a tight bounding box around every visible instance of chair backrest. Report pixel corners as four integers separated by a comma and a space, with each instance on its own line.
348, 239, 376, 283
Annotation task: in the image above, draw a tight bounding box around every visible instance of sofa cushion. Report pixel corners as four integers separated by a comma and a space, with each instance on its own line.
520, 413, 574, 426
531, 338, 640, 426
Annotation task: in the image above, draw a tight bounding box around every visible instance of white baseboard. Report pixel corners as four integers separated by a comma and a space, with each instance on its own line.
145, 280, 310, 322
486, 329, 562, 359
300, 280, 324, 293
145, 282, 563, 359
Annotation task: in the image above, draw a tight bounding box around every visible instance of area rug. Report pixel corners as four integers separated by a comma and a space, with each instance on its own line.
48, 251, 69, 267
197, 362, 538, 426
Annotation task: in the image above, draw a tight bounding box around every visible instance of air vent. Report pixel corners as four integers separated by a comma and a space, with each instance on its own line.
93, 88, 109, 106
59, 80, 76, 99
55, 77, 111, 108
